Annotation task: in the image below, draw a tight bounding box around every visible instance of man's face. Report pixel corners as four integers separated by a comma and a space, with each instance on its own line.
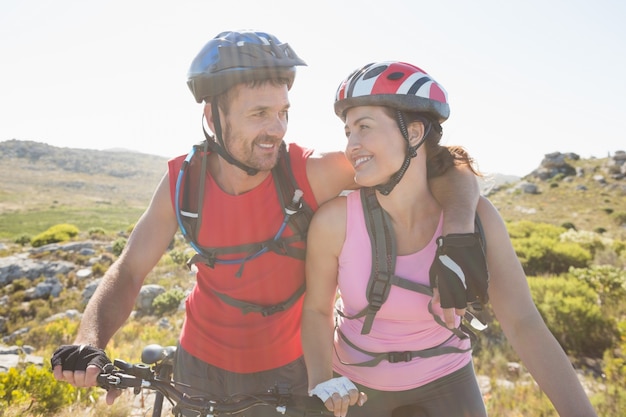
220, 82, 290, 172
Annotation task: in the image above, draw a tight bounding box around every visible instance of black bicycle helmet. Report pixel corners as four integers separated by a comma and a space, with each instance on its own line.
187, 30, 307, 103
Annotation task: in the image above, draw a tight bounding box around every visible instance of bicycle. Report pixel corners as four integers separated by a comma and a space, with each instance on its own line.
96, 344, 332, 417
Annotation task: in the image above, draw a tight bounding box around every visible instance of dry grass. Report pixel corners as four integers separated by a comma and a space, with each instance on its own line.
486, 156, 626, 239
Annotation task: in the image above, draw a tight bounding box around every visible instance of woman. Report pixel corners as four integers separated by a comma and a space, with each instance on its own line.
301, 61, 598, 417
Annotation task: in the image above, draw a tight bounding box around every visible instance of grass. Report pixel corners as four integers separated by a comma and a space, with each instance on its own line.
0, 205, 144, 239
487, 156, 626, 240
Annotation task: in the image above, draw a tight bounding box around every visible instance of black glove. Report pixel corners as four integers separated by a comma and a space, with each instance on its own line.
51, 344, 111, 372
429, 233, 489, 310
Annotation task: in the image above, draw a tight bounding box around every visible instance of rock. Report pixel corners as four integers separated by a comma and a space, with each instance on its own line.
24, 277, 63, 300
0, 344, 44, 372
0, 255, 75, 286
82, 278, 103, 303
135, 285, 166, 314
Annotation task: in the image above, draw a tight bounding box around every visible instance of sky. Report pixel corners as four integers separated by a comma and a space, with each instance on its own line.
1, 0, 625, 177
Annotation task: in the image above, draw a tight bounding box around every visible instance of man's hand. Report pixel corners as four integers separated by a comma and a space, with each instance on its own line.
51, 344, 122, 404
309, 376, 367, 417
429, 233, 489, 328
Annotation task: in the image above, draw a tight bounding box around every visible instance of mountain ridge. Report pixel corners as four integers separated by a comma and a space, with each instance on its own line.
1, 139, 624, 240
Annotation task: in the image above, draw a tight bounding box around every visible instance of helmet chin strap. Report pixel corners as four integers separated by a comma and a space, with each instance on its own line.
375, 110, 429, 196
202, 98, 260, 176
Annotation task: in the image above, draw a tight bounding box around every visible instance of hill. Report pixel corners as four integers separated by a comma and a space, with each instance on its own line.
0, 139, 168, 238
484, 151, 626, 238
1, 139, 625, 240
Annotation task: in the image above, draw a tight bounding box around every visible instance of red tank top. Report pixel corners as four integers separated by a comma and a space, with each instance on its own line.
168, 143, 317, 373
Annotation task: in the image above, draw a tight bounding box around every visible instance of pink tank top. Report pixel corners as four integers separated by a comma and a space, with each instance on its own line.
333, 191, 472, 391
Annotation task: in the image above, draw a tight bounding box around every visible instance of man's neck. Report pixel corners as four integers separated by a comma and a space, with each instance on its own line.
208, 153, 271, 195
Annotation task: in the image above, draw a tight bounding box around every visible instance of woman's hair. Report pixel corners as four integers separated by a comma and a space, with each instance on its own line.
400, 110, 481, 179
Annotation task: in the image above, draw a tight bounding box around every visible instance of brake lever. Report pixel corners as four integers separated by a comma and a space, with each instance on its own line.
464, 311, 487, 331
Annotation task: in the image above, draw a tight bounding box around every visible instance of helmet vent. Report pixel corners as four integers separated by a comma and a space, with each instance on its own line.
363, 65, 387, 80
387, 72, 405, 80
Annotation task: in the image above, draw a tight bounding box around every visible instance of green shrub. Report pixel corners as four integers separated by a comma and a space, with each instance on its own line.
22, 318, 79, 350
593, 320, 626, 415
152, 288, 186, 315
13, 234, 31, 246
31, 224, 79, 247
7, 278, 31, 293
560, 229, 612, 257
568, 265, 626, 312
506, 221, 565, 240
529, 276, 618, 358
112, 237, 127, 256
88, 226, 107, 238
513, 235, 591, 275
92, 262, 108, 277
168, 249, 188, 266
612, 211, 626, 226
0, 364, 97, 413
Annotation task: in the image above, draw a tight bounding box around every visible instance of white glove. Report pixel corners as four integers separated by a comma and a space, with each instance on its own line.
308, 376, 357, 403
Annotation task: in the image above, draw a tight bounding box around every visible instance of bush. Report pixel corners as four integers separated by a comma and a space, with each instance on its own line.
112, 237, 127, 256
13, 234, 31, 246
568, 265, 626, 312
168, 249, 189, 266
22, 318, 79, 350
152, 288, 186, 316
506, 221, 565, 240
513, 235, 591, 275
560, 229, 613, 257
0, 364, 97, 413
529, 276, 618, 358
612, 211, 626, 226
88, 227, 107, 239
31, 224, 79, 247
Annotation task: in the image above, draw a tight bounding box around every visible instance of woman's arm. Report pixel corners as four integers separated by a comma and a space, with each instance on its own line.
301, 197, 347, 389
478, 197, 598, 417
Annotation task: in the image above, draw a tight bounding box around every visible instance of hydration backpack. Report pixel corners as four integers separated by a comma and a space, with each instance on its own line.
174, 141, 314, 316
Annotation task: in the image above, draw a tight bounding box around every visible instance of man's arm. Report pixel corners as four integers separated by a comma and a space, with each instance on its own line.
305, 151, 356, 206
427, 163, 484, 328
428, 163, 479, 234
52, 173, 179, 388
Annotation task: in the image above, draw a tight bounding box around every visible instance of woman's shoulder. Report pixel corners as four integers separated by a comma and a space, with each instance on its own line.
310, 195, 348, 232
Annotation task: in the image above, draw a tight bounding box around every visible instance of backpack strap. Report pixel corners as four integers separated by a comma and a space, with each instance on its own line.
175, 141, 313, 315
338, 187, 482, 339
334, 327, 471, 367
176, 141, 313, 271
213, 284, 306, 317
359, 187, 396, 334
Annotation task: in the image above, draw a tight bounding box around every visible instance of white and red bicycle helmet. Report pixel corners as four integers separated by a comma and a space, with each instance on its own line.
334, 61, 449, 123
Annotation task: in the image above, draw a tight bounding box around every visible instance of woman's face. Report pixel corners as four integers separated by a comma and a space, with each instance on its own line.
343, 105, 406, 187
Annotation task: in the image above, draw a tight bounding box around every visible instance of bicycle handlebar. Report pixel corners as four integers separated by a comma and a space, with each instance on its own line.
97, 357, 331, 416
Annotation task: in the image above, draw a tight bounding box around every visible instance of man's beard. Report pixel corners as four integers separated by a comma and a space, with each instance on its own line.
225, 133, 283, 172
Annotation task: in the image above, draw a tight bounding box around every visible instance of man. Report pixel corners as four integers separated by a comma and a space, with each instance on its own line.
52, 31, 482, 416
